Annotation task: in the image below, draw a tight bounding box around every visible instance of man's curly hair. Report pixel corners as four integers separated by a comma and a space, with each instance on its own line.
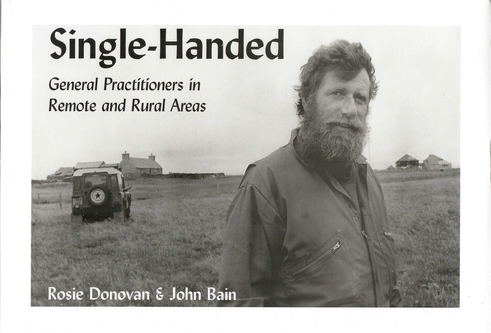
295, 40, 378, 117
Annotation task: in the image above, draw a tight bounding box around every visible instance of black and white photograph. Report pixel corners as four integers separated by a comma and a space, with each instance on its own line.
1, 0, 490, 332
29, 25, 460, 307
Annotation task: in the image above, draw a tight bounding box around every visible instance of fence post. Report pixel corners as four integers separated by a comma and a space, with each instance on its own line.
216, 183, 220, 195
187, 184, 189, 196
38, 193, 40, 203
59, 193, 62, 210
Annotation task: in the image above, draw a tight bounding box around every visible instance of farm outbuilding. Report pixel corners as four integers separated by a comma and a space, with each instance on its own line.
395, 154, 419, 169
423, 154, 452, 170
120, 152, 163, 178
47, 167, 74, 181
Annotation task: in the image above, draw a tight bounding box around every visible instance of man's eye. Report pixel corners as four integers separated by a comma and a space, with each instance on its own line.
355, 96, 367, 103
331, 91, 344, 96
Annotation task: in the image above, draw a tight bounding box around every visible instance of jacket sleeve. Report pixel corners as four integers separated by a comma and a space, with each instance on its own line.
217, 170, 285, 307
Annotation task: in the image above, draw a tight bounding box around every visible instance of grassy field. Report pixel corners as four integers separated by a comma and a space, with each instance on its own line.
31, 169, 459, 307
380, 170, 460, 307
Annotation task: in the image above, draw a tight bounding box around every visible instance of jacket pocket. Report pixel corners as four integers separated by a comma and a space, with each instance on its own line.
289, 240, 342, 278
283, 234, 359, 306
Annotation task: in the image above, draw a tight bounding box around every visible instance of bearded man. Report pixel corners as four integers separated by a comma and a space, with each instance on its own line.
218, 40, 402, 307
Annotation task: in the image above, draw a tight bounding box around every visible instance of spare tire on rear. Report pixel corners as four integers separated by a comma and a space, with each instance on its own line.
88, 187, 107, 206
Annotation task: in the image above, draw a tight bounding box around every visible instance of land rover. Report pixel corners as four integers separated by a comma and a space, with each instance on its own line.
71, 168, 131, 226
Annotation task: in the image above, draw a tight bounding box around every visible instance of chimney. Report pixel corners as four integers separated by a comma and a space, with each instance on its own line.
149, 153, 155, 161
122, 151, 130, 161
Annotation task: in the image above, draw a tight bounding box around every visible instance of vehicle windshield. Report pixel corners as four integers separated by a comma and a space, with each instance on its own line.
83, 173, 107, 188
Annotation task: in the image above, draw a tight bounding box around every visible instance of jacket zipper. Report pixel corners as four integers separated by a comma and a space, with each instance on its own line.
291, 241, 342, 277
383, 231, 394, 242
331, 241, 341, 252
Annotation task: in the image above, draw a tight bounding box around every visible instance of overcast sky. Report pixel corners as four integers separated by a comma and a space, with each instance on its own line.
32, 26, 460, 179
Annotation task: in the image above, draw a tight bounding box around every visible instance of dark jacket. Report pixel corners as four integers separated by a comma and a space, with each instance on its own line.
218, 129, 402, 306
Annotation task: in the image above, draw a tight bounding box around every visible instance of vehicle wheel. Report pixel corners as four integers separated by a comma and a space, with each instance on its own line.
71, 214, 83, 227
88, 187, 107, 206
113, 211, 125, 223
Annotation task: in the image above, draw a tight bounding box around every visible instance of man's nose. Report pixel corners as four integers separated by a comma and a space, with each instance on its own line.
341, 96, 358, 118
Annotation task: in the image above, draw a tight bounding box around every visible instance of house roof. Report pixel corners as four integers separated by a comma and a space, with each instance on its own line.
397, 154, 418, 162
47, 167, 74, 178
127, 157, 162, 169
424, 154, 441, 161
53, 167, 73, 175
424, 154, 451, 165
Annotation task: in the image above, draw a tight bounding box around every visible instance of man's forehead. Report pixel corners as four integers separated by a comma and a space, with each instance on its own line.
322, 68, 369, 84
317, 69, 370, 93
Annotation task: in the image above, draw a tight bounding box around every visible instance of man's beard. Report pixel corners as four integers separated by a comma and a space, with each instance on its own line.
299, 104, 369, 165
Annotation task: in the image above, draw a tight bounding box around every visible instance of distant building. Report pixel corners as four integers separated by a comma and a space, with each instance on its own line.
396, 154, 419, 169
423, 154, 452, 170
119, 152, 163, 178
47, 167, 74, 181
386, 165, 396, 171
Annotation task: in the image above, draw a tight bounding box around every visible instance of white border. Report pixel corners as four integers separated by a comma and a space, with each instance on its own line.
2, 0, 490, 332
